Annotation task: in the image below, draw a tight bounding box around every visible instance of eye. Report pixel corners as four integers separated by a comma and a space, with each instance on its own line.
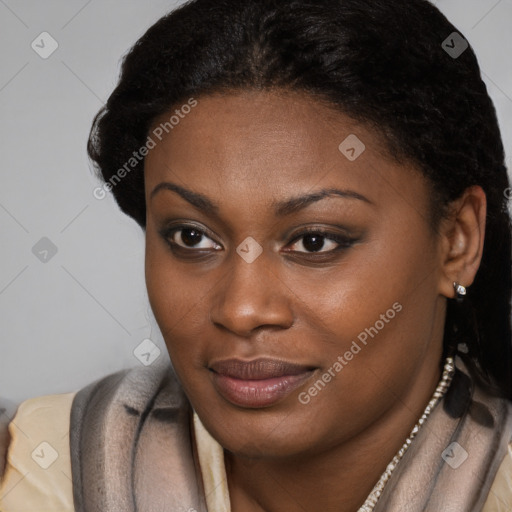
163, 225, 222, 251
286, 229, 354, 254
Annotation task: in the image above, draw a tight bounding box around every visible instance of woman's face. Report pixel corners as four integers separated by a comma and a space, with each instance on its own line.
144, 89, 448, 458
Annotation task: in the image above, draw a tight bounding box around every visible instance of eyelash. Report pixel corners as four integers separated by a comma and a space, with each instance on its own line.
159, 224, 357, 258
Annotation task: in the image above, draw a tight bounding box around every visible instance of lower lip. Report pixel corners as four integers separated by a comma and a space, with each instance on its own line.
211, 371, 314, 408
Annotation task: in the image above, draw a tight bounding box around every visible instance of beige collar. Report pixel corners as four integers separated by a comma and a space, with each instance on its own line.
193, 411, 231, 512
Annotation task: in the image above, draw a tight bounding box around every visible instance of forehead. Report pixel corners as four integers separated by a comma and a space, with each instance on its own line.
144, 90, 427, 215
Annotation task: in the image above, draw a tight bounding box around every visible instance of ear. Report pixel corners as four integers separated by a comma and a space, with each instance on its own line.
438, 185, 486, 299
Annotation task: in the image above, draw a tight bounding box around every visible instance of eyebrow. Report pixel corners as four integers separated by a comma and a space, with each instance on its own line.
150, 181, 372, 218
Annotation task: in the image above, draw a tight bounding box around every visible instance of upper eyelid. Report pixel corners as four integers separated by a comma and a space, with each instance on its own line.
164, 224, 218, 242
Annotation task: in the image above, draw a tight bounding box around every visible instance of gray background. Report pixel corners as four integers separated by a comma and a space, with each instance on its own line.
1, 0, 511, 408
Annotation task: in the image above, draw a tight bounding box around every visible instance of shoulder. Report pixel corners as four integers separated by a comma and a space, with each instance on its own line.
0, 393, 76, 512
0, 364, 187, 512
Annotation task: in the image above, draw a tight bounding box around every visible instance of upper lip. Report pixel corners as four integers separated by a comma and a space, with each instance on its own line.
209, 358, 314, 380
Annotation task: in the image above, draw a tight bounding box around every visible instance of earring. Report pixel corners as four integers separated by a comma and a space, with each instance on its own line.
453, 282, 467, 303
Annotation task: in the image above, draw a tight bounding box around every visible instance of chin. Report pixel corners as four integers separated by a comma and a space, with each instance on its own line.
197, 398, 324, 459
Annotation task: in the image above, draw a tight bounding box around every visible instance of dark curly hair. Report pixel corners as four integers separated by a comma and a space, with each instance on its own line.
88, 0, 512, 400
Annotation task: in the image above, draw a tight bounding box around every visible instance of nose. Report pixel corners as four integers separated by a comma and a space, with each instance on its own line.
209, 250, 294, 337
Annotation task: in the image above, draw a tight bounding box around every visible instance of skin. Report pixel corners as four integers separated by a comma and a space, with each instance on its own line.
144, 89, 486, 512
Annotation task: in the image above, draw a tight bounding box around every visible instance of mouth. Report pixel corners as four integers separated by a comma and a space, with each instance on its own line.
209, 358, 316, 408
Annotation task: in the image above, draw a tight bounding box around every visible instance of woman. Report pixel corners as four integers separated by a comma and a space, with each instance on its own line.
1, 0, 511, 510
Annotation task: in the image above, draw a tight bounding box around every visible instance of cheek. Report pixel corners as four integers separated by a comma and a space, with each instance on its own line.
293, 225, 441, 395
291, 230, 436, 338
145, 234, 208, 362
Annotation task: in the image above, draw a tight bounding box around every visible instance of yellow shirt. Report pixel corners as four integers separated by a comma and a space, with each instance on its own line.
0, 393, 511, 511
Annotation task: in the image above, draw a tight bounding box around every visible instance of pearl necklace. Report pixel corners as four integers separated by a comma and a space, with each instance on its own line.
358, 357, 455, 512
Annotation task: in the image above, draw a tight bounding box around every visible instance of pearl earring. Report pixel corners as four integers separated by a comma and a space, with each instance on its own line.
453, 282, 467, 303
